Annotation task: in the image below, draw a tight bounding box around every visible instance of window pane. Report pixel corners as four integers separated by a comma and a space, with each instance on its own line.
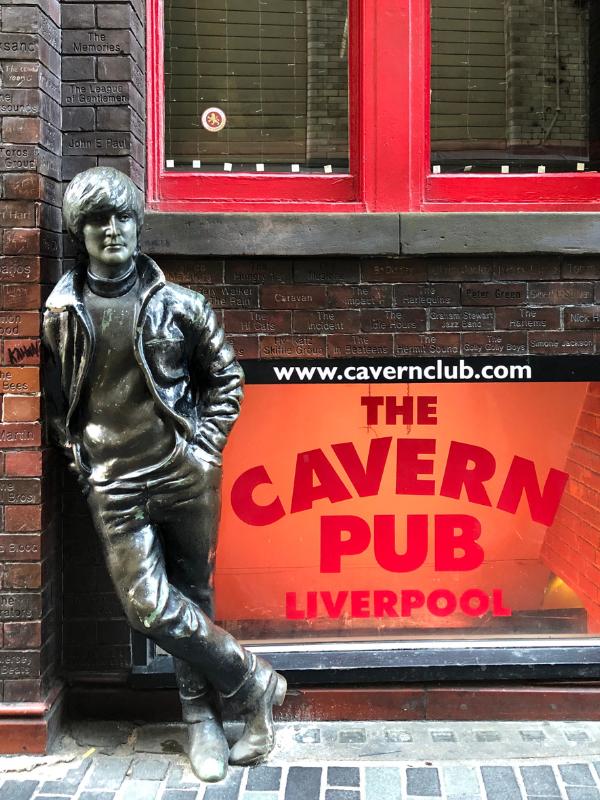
431, 0, 596, 173
164, 0, 349, 173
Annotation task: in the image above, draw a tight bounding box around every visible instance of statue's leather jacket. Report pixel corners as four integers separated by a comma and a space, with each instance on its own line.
42, 254, 244, 476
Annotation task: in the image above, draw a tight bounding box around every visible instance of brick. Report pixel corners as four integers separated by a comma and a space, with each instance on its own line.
3, 228, 39, 255
428, 258, 492, 281
5, 450, 42, 477
225, 258, 292, 285
528, 282, 594, 305
63, 131, 132, 156
0, 313, 39, 338
227, 336, 258, 360
259, 336, 326, 359
491, 257, 560, 281
2, 563, 41, 590
98, 55, 142, 83
261, 285, 327, 310
0, 202, 35, 228
224, 310, 291, 334
0, 284, 41, 310
0, 593, 41, 621
2, 395, 40, 423
462, 332, 527, 356
328, 285, 393, 309
495, 306, 560, 331
4, 621, 41, 649
394, 333, 460, 356
0, 369, 40, 394
62, 3, 95, 28
361, 258, 427, 283
0, 535, 41, 562
96, 106, 144, 138
328, 334, 393, 358
62, 55, 95, 81
5, 505, 41, 531
294, 310, 360, 334
201, 286, 258, 309
162, 259, 223, 285
565, 306, 600, 330
62, 106, 96, 132
62, 154, 97, 180
462, 282, 525, 306
361, 309, 426, 333
429, 307, 494, 331
295, 259, 360, 284
563, 259, 600, 280
3, 678, 42, 702
1, 7, 60, 50
62, 29, 133, 57
395, 283, 460, 307
529, 332, 595, 355
0, 479, 41, 505
2, 339, 40, 368
0, 258, 39, 283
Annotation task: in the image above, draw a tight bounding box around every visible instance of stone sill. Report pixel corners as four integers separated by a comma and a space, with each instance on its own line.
142, 212, 600, 257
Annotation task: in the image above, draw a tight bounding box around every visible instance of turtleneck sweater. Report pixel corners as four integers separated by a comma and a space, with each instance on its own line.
78, 265, 177, 484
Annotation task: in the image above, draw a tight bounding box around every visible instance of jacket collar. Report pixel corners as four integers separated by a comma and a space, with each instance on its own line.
45, 254, 166, 312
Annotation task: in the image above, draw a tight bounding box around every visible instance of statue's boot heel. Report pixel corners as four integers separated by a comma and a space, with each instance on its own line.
227, 659, 287, 767
188, 718, 229, 782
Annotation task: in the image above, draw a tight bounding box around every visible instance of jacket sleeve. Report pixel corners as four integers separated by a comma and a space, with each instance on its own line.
42, 309, 73, 465
190, 298, 244, 461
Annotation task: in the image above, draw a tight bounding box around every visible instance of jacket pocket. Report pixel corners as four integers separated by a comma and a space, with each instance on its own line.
144, 338, 187, 383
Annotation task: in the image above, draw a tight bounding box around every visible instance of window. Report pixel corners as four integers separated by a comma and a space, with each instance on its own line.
146, 0, 600, 211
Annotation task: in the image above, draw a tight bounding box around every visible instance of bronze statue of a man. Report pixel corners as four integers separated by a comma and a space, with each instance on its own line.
43, 167, 286, 782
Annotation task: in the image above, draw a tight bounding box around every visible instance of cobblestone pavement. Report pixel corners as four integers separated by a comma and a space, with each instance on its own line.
2, 721, 600, 800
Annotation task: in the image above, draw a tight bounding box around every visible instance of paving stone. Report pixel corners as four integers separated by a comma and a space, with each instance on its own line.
242, 793, 277, 800
560, 765, 597, 786
131, 759, 170, 781
204, 768, 244, 800
338, 730, 366, 744
284, 767, 322, 800
86, 758, 133, 791
32, 796, 70, 800
245, 767, 282, 792
162, 792, 199, 800
79, 793, 115, 800
475, 731, 501, 742
0, 782, 39, 800
566, 732, 590, 743
480, 767, 521, 800
365, 768, 402, 800
431, 731, 456, 742
70, 721, 134, 748
446, 795, 481, 800
120, 779, 161, 800
566, 790, 600, 800
520, 765, 560, 797
327, 768, 360, 788
384, 730, 412, 743
324, 791, 360, 800
406, 768, 441, 797
294, 729, 320, 744
38, 786, 73, 797
520, 730, 546, 742
442, 766, 479, 796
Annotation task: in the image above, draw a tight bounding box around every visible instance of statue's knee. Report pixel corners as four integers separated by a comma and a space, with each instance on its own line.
124, 586, 165, 634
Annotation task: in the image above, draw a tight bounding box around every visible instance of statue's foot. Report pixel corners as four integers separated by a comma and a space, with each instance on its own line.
226, 656, 287, 766
188, 718, 229, 782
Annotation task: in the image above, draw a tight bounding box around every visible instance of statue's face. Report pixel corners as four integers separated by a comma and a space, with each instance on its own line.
82, 210, 137, 270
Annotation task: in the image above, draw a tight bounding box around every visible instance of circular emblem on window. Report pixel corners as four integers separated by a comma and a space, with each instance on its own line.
201, 107, 227, 133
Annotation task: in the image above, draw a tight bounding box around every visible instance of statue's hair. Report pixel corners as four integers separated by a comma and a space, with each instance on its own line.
63, 167, 144, 247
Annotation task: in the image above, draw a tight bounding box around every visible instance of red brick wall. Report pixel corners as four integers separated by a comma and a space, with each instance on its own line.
0, 0, 62, 717
542, 383, 600, 630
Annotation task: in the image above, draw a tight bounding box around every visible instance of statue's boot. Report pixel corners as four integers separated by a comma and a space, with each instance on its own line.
186, 699, 229, 783
225, 654, 287, 766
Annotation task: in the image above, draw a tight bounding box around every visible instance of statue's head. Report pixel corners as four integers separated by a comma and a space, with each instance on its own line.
63, 167, 144, 272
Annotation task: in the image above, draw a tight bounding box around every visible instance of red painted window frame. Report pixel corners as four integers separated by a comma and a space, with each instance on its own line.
146, 0, 600, 212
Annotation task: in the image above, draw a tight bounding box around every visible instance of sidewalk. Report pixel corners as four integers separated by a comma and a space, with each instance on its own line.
1, 720, 600, 800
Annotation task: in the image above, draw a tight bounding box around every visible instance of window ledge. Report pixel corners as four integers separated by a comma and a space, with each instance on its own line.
141, 212, 600, 257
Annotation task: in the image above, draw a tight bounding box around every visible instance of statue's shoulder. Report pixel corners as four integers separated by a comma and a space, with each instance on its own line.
45, 268, 80, 312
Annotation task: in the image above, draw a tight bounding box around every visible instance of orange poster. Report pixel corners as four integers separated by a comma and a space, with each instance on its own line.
215, 358, 600, 642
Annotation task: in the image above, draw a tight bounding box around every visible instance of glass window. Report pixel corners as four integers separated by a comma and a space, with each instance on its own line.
164, 0, 350, 173
431, 0, 595, 173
